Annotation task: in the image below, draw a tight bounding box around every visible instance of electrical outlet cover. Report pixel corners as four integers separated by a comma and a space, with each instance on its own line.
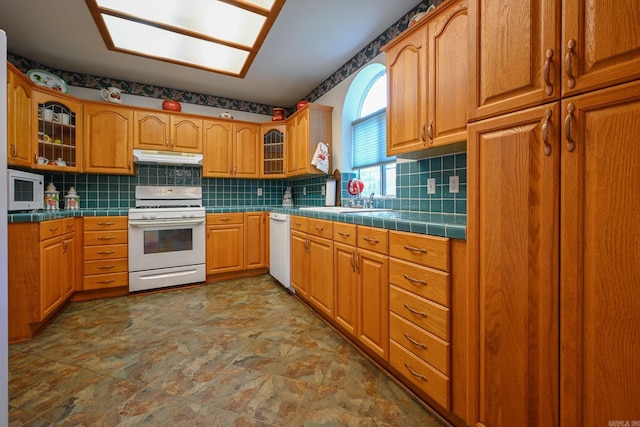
427, 178, 436, 194
449, 176, 459, 193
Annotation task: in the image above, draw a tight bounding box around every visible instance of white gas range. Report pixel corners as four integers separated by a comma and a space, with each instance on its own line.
128, 186, 206, 292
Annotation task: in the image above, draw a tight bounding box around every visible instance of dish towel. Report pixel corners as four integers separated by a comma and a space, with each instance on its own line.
311, 141, 329, 174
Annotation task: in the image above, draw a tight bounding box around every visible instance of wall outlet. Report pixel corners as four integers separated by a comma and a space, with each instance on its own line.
427, 178, 436, 194
321, 185, 325, 195
257, 188, 262, 196
449, 175, 459, 193
303, 186, 307, 195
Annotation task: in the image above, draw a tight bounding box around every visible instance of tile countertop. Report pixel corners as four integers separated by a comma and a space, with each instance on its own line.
7, 206, 467, 240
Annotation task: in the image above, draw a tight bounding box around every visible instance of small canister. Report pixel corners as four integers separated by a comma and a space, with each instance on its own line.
65, 187, 80, 210
44, 182, 60, 211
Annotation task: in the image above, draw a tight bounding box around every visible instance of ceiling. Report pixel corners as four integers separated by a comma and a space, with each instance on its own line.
0, 0, 422, 108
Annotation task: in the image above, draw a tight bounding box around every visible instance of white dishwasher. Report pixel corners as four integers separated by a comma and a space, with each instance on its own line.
269, 213, 293, 292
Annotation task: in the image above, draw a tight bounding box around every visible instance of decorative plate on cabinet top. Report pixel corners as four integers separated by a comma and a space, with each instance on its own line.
27, 69, 69, 93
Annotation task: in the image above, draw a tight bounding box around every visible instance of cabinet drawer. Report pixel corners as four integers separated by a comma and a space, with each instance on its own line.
290, 216, 308, 233
84, 230, 128, 246
308, 218, 333, 239
206, 213, 244, 225
390, 285, 449, 341
83, 258, 128, 276
333, 223, 357, 246
83, 272, 128, 290
40, 219, 65, 240
390, 312, 450, 375
390, 340, 450, 410
83, 244, 128, 260
389, 258, 450, 307
357, 226, 388, 254
83, 216, 128, 231
389, 231, 450, 271
62, 218, 76, 234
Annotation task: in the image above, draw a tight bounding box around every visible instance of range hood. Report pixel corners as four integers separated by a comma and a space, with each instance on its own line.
133, 149, 203, 166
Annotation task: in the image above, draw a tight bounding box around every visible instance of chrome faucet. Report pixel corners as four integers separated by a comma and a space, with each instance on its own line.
368, 192, 375, 208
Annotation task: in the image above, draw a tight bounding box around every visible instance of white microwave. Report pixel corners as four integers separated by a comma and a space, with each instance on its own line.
7, 169, 44, 212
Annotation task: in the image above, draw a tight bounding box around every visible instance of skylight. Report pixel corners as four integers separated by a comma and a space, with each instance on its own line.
85, 0, 286, 78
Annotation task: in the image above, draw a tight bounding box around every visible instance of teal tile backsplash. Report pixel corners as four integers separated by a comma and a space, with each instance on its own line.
45, 152, 466, 214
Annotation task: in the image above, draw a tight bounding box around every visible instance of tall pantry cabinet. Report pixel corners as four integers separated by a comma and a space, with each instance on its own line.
467, 0, 640, 426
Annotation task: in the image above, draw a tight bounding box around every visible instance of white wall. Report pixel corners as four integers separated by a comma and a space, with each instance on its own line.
1, 29, 9, 427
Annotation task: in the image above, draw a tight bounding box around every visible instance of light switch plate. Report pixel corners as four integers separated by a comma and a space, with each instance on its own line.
449, 175, 459, 193
427, 178, 436, 194
321, 185, 325, 195
303, 187, 307, 195
257, 188, 262, 196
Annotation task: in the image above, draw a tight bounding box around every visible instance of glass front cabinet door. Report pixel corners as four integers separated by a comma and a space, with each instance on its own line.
33, 89, 82, 172
261, 123, 285, 178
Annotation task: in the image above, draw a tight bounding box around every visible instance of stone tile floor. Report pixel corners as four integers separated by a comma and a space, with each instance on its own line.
9, 275, 446, 426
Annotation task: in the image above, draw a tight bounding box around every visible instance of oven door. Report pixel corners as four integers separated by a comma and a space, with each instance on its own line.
128, 217, 205, 273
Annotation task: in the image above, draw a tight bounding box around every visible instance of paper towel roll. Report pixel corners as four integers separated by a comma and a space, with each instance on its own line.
325, 179, 337, 206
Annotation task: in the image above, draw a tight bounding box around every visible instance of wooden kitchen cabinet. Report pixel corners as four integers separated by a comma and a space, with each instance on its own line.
244, 212, 266, 269
133, 110, 202, 153
206, 213, 245, 274
83, 103, 134, 175
261, 123, 286, 178
202, 119, 260, 178
82, 216, 128, 290
8, 218, 77, 343
7, 64, 33, 167
468, 0, 640, 121
559, 81, 640, 426
285, 103, 333, 176
33, 88, 83, 172
383, 0, 468, 156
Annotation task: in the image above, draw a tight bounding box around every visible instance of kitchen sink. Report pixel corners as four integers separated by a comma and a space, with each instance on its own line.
298, 206, 392, 213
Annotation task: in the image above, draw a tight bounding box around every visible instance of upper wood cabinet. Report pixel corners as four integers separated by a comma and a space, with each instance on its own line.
7, 63, 33, 167
383, 0, 468, 156
285, 103, 333, 176
202, 119, 259, 178
32, 89, 83, 172
133, 110, 202, 153
469, 0, 640, 121
261, 123, 286, 178
83, 102, 134, 175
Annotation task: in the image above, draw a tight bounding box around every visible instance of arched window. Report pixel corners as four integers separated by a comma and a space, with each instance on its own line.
351, 70, 395, 196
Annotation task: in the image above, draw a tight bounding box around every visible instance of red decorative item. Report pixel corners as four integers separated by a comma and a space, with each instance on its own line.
296, 100, 309, 110
347, 179, 364, 196
162, 99, 182, 112
272, 107, 285, 121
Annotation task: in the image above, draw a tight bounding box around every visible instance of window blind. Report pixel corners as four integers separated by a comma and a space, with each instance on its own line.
352, 109, 394, 168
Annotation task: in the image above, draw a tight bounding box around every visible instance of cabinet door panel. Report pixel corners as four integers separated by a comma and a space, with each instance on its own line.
234, 123, 259, 177
290, 231, 309, 298
562, 0, 640, 96
560, 82, 640, 426
172, 117, 202, 152
469, 0, 560, 120
358, 249, 389, 360
307, 235, 333, 317
244, 212, 265, 269
333, 242, 358, 336
40, 237, 64, 319
8, 66, 33, 167
203, 119, 233, 177
134, 112, 170, 150
206, 225, 244, 274
84, 104, 133, 174
468, 103, 560, 426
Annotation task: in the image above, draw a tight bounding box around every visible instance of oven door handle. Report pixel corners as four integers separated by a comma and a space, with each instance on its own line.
128, 218, 205, 228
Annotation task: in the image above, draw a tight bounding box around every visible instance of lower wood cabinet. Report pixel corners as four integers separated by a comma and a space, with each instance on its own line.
8, 218, 78, 343
206, 212, 267, 275
290, 217, 334, 318
82, 216, 128, 290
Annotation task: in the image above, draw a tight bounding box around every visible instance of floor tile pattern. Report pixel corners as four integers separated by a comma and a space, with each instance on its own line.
9, 275, 445, 426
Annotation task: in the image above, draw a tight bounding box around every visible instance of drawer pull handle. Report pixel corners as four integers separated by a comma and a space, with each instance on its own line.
97, 236, 116, 240
294, 222, 302, 226
404, 304, 428, 317
338, 231, 351, 237
315, 226, 324, 231
403, 274, 427, 286
66, 223, 74, 228
97, 265, 116, 269
363, 236, 379, 244
97, 279, 115, 284
97, 251, 116, 255
404, 363, 428, 382
219, 217, 231, 221
49, 227, 59, 232
97, 222, 115, 226
404, 333, 428, 350
403, 245, 427, 254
